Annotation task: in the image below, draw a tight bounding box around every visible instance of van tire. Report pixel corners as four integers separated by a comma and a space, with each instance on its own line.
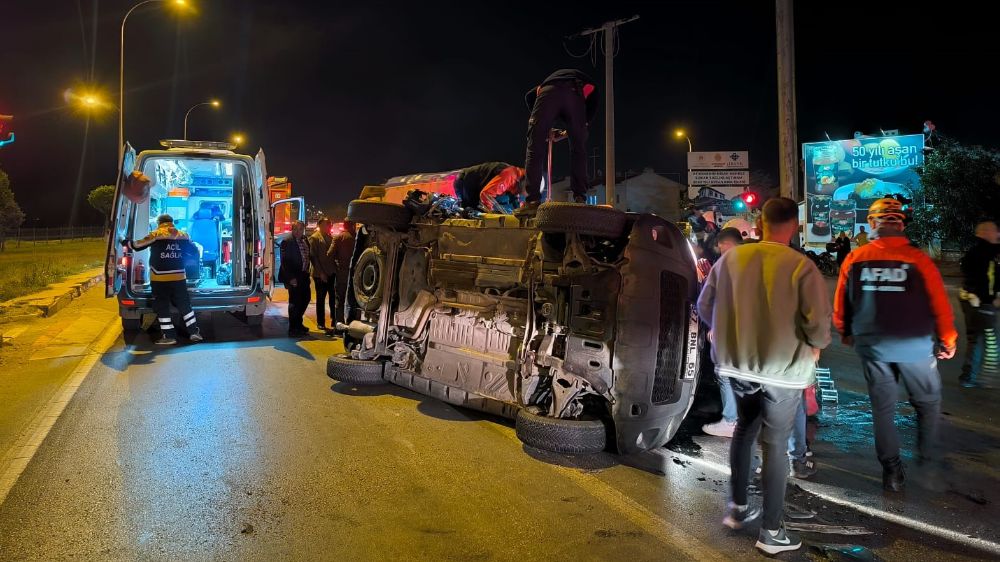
347, 200, 412, 230
352, 247, 385, 312
515, 408, 608, 454
536, 202, 627, 238
326, 354, 385, 385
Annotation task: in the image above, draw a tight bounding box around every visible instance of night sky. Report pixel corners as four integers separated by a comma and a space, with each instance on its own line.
2, 1, 998, 226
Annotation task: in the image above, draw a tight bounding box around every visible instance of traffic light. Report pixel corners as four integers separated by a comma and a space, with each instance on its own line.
743, 192, 757, 207
733, 198, 746, 211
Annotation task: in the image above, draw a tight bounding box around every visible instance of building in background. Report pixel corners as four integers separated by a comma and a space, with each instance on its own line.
551, 168, 686, 222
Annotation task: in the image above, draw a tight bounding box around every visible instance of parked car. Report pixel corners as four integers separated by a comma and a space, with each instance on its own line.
105, 140, 304, 336
326, 186, 702, 455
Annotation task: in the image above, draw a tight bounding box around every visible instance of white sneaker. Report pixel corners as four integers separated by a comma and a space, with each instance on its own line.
189, 333, 204, 343
702, 419, 737, 438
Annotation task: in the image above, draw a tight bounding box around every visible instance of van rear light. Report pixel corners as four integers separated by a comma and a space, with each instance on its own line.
247, 296, 261, 303
255, 239, 263, 267
264, 272, 270, 286
121, 299, 136, 306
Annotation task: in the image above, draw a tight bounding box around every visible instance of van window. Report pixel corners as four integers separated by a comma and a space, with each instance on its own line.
129, 156, 253, 293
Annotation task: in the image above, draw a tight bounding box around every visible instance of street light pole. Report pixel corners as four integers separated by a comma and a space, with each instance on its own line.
119, 0, 188, 162
571, 15, 639, 209
120, 0, 162, 158
776, 0, 799, 200
183, 100, 220, 140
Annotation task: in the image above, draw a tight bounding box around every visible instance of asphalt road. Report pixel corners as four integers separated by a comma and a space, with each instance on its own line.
0, 296, 996, 561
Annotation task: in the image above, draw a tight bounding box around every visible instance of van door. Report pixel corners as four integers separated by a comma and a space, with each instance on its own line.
254, 149, 272, 295
270, 197, 305, 288
104, 143, 137, 297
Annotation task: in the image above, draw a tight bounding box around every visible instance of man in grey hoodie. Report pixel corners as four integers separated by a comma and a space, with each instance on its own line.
697, 197, 831, 555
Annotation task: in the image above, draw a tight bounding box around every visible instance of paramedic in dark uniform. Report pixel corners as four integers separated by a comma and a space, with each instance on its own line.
453, 162, 525, 212
834, 198, 957, 492
519, 69, 599, 215
127, 214, 203, 345
279, 220, 311, 337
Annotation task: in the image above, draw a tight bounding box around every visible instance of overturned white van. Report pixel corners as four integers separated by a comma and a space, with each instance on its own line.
104, 140, 303, 336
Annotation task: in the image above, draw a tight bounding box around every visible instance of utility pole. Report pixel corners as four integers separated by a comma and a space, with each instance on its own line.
776, 0, 799, 201
572, 15, 639, 209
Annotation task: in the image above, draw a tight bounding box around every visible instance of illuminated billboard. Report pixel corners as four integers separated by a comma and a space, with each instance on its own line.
802, 134, 924, 247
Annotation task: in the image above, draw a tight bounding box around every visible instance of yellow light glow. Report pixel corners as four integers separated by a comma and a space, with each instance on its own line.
674, 129, 685, 138
231, 134, 244, 146
210, 100, 220, 108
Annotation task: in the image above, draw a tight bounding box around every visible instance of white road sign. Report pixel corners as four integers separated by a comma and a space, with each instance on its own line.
688, 170, 750, 187
687, 151, 749, 170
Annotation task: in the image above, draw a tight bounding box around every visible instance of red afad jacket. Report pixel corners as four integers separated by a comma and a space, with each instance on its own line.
479, 166, 525, 211
834, 235, 957, 361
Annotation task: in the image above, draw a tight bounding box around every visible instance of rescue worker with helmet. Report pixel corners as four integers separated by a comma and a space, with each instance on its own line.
126, 213, 203, 345
834, 197, 957, 491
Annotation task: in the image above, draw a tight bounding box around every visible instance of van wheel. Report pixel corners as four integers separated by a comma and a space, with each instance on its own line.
515, 408, 608, 454
326, 354, 385, 385
536, 202, 627, 238
352, 247, 385, 312
347, 200, 412, 230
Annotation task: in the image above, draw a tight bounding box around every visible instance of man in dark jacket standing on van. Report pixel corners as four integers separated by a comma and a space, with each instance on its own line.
127, 214, 203, 345
518, 69, 598, 215
279, 220, 311, 337
698, 197, 831, 555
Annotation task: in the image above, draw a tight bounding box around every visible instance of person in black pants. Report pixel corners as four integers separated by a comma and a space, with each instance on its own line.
518, 69, 599, 215
279, 220, 311, 337
127, 214, 203, 345
959, 221, 1000, 387
308, 218, 337, 331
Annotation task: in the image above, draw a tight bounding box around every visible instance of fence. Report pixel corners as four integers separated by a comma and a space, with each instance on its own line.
9, 226, 105, 246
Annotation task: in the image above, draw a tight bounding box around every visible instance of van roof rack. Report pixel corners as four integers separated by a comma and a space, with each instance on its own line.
159, 139, 236, 151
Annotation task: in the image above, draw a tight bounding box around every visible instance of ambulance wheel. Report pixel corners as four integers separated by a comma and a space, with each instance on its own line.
326, 354, 385, 385
347, 200, 412, 230
536, 202, 626, 238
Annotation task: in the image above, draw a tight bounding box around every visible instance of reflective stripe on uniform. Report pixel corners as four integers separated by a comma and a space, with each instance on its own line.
161, 324, 175, 330
158, 317, 171, 323
183, 311, 195, 320
185, 317, 196, 326
150, 267, 185, 275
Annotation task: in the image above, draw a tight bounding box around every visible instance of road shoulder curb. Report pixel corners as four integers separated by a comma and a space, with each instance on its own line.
0, 270, 103, 324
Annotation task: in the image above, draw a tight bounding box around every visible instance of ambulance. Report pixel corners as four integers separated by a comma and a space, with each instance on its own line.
104, 140, 304, 336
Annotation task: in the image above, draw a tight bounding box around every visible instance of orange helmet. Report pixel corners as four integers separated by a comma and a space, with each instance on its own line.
867, 198, 905, 221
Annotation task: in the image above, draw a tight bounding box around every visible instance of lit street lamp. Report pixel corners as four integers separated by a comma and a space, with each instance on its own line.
674, 129, 693, 152
231, 133, 245, 147
119, 0, 191, 157
183, 99, 220, 139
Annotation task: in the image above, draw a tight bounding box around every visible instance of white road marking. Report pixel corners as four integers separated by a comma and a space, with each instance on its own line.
0, 319, 122, 507
672, 451, 1000, 557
